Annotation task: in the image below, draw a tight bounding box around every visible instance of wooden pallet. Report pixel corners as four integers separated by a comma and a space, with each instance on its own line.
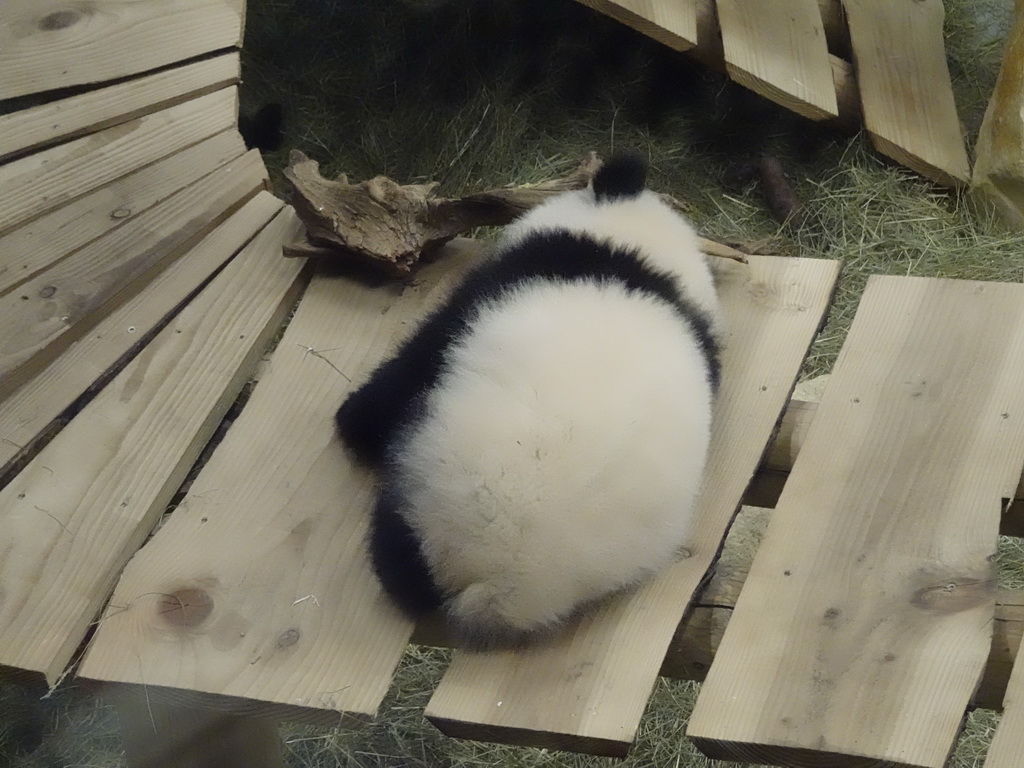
576, 0, 971, 188
3, 2, 1024, 768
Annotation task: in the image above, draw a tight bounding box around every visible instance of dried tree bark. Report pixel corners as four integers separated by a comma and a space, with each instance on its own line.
283, 150, 746, 275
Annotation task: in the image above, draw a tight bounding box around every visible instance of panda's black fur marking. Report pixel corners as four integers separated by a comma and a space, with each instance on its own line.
592, 151, 647, 202
368, 481, 444, 616
336, 229, 719, 472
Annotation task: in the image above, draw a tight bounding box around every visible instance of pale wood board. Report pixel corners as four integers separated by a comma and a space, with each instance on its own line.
0, 0, 243, 100
715, 0, 838, 120
0, 207, 307, 685
0, 129, 248, 299
0, 148, 267, 402
0, 86, 238, 235
0, 53, 239, 163
970, 0, 1024, 228
0, 191, 284, 475
423, 255, 841, 757
844, 0, 971, 186
574, 0, 698, 51
688, 275, 1024, 767
985, 629, 1024, 766
79, 241, 483, 725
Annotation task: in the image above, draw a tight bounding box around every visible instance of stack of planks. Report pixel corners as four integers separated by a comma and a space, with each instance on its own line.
575, 0, 971, 187
0, 0, 305, 720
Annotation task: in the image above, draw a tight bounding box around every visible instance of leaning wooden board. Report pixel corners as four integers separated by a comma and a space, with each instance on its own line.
423, 255, 841, 756
0, 207, 306, 685
688, 276, 1024, 767
986, 643, 1024, 767
0, 0, 244, 100
716, 0, 838, 120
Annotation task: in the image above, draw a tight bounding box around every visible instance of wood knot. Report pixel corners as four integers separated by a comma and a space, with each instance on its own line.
39, 286, 56, 299
158, 588, 213, 627
39, 8, 84, 30
911, 577, 993, 613
277, 628, 301, 649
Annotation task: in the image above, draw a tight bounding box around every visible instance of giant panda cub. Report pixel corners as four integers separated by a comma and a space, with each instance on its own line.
336, 153, 722, 649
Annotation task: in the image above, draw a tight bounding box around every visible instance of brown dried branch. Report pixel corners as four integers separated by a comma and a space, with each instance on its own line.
283, 150, 746, 275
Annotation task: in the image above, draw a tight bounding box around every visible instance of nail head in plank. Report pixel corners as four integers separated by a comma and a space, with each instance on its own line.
423, 255, 841, 756
79, 241, 484, 724
0, 53, 240, 163
0, 191, 284, 475
844, 0, 971, 186
688, 276, 1024, 768
574, 0, 698, 51
0, 148, 267, 402
0, 86, 238, 236
0, 0, 244, 100
0, 128, 247, 300
716, 0, 839, 120
0, 207, 307, 685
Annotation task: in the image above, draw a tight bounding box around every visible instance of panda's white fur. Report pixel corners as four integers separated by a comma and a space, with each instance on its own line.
364, 159, 723, 646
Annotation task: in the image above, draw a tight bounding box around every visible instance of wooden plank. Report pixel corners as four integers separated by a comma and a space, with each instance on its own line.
985, 640, 1024, 766
0, 207, 307, 685
0, 148, 267, 402
844, 0, 971, 186
0, 86, 238, 235
574, 0, 698, 52
0, 128, 247, 299
743, 397, 1024, 536
0, 0, 244, 100
0, 191, 284, 475
970, 0, 1024, 229
79, 241, 483, 724
715, 0, 838, 120
0, 53, 239, 163
689, 276, 1024, 767
422, 255, 841, 757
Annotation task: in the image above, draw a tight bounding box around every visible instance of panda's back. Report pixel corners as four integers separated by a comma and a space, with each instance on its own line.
392, 275, 713, 635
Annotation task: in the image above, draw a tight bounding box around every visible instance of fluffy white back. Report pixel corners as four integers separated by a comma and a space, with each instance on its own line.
502, 186, 721, 336
393, 280, 713, 636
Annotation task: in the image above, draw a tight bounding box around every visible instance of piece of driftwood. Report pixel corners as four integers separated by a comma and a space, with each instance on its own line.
283, 150, 747, 275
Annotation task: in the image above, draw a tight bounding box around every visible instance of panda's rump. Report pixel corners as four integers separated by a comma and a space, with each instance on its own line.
394, 279, 713, 631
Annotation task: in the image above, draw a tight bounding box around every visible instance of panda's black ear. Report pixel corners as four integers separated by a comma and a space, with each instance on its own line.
593, 152, 648, 202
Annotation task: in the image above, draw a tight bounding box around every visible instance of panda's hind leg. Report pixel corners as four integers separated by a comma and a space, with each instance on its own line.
368, 481, 444, 618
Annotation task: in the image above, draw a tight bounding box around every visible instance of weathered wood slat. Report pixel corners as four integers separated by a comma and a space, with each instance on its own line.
423, 255, 841, 757
745, 397, 1024, 536
0, 129, 247, 299
0, 207, 307, 685
985, 642, 1024, 766
0, 190, 284, 476
0, 148, 267, 402
970, 0, 1024, 229
79, 241, 482, 725
0, 86, 238, 235
0, 0, 243, 100
574, 0, 698, 51
0, 53, 240, 163
716, 0, 838, 120
844, 0, 971, 187
689, 276, 1024, 767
